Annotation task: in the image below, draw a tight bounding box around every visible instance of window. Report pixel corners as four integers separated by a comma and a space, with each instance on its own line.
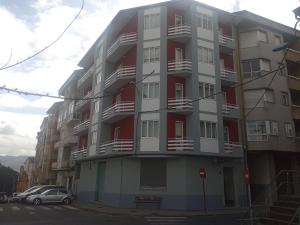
94, 100, 100, 113
224, 127, 229, 143
140, 159, 166, 188
269, 121, 279, 136
175, 83, 184, 98
142, 82, 159, 99
144, 14, 160, 30
197, 13, 212, 30
247, 121, 268, 141
200, 121, 217, 138
242, 59, 270, 79
175, 121, 184, 138
258, 30, 268, 42
59, 189, 68, 195
199, 82, 215, 99
45, 189, 58, 196
114, 127, 120, 140
281, 92, 289, 106
263, 90, 274, 103
91, 131, 97, 144
141, 120, 159, 137
175, 15, 182, 26
274, 35, 281, 46
198, 47, 214, 64
285, 123, 293, 137
143, 47, 160, 63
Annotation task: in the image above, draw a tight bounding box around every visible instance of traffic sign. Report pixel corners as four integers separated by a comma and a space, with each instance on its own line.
199, 168, 206, 178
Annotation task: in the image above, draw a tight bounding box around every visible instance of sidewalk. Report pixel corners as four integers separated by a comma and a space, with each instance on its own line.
73, 201, 247, 217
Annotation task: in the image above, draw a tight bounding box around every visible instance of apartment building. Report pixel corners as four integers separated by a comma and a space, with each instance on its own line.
234, 11, 300, 199
54, 0, 247, 210
24, 157, 35, 188
34, 102, 62, 185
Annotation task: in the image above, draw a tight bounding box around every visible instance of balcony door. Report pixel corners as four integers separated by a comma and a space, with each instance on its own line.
175, 15, 183, 26
223, 126, 229, 144
115, 93, 121, 104
175, 48, 183, 62
114, 127, 120, 141
175, 83, 184, 98
175, 121, 184, 138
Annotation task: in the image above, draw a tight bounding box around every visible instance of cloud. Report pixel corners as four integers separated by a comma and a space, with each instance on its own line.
0, 124, 15, 135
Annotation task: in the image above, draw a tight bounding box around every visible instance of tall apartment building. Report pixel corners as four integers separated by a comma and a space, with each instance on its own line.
56, 0, 247, 210
34, 102, 61, 185
24, 157, 35, 188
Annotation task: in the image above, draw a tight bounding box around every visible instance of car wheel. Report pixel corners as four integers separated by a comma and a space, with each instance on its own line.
63, 198, 71, 205
33, 198, 41, 206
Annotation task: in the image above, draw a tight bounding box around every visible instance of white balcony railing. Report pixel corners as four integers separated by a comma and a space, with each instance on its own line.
98, 139, 134, 154
75, 92, 92, 109
222, 104, 238, 114
219, 33, 234, 45
107, 32, 137, 57
105, 65, 136, 88
73, 120, 90, 134
168, 24, 192, 37
71, 148, 88, 160
77, 65, 94, 88
168, 98, 193, 110
224, 142, 242, 153
168, 60, 192, 72
168, 138, 194, 151
220, 68, 236, 79
102, 102, 135, 120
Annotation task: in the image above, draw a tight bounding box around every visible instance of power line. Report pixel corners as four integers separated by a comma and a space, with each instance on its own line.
0, 0, 84, 71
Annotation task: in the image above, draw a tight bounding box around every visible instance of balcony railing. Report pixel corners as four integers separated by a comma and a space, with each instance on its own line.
97, 139, 134, 155
63, 135, 78, 146
73, 120, 90, 134
288, 75, 300, 90
102, 102, 135, 120
105, 65, 136, 88
107, 32, 137, 57
168, 24, 192, 37
71, 148, 88, 160
224, 142, 242, 153
167, 138, 194, 151
220, 68, 236, 82
219, 33, 234, 45
168, 60, 192, 73
75, 92, 92, 110
77, 65, 94, 88
222, 103, 238, 114
168, 98, 193, 111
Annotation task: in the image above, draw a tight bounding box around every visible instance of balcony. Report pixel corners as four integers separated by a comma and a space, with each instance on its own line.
219, 33, 234, 48
106, 32, 137, 62
104, 65, 136, 92
220, 68, 237, 85
75, 92, 92, 110
97, 139, 134, 155
292, 105, 300, 120
224, 142, 242, 154
65, 112, 80, 125
167, 98, 193, 114
73, 120, 90, 134
63, 135, 78, 147
288, 75, 300, 91
102, 102, 135, 123
168, 60, 192, 75
167, 138, 194, 152
77, 65, 94, 88
167, 24, 192, 42
222, 104, 240, 119
71, 148, 88, 160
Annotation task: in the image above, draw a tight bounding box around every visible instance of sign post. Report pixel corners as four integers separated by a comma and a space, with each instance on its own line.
199, 168, 207, 212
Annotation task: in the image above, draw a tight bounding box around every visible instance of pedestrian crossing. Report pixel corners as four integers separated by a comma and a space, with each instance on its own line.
145, 216, 189, 225
0, 204, 80, 214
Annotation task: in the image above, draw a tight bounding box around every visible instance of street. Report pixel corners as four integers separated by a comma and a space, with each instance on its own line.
0, 202, 243, 225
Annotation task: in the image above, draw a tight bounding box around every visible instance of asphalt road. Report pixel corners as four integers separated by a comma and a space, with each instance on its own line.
0, 203, 243, 225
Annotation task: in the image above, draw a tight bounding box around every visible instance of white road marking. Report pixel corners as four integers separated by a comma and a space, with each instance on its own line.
25, 206, 35, 211
62, 205, 78, 210
40, 206, 51, 210
11, 206, 20, 211
0, 207, 3, 212
52, 206, 63, 210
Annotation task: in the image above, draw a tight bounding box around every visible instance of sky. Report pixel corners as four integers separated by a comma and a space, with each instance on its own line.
0, 0, 299, 156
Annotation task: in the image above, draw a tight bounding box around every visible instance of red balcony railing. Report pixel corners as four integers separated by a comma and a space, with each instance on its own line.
168, 138, 194, 151
97, 139, 134, 155
104, 65, 136, 88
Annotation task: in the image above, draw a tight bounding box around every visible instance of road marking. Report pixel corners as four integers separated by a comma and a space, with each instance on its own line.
11, 206, 20, 211
25, 206, 35, 211
62, 205, 78, 210
0, 207, 3, 212
29, 211, 36, 215
52, 206, 63, 210
40, 206, 51, 210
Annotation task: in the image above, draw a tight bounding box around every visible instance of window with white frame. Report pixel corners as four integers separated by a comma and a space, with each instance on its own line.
141, 120, 159, 137
197, 13, 212, 30
274, 35, 281, 46
175, 121, 184, 138
91, 131, 97, 145
175, 83, 184, 98
175, 15, 183, 26
142, 82, 159, 99
94, 100, 100, 113
285, 123, 293, 137
242, 59, 270, 79
143, 47, 160, 63
200, 121, 217, 138
281, 92, 289, 106
264, 90, 275, 103
198, 47, 214, 64
68, 101, 74, 115
144, 14, 160, 30
247, 121, 268, 141
258, 30, 268, 42
269, 121, 279, 136
199, 82, 215, 99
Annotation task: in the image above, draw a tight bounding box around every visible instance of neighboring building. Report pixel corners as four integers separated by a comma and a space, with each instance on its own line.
16, 166, 28, 192
0, 164, 18, 195
34, 102, 62, 185
24, 157, 35, 188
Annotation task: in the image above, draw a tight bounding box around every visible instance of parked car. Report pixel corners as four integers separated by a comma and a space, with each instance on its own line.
26, 188, 73, 205
0, 192, 8, 203
14, 185, 64, 203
